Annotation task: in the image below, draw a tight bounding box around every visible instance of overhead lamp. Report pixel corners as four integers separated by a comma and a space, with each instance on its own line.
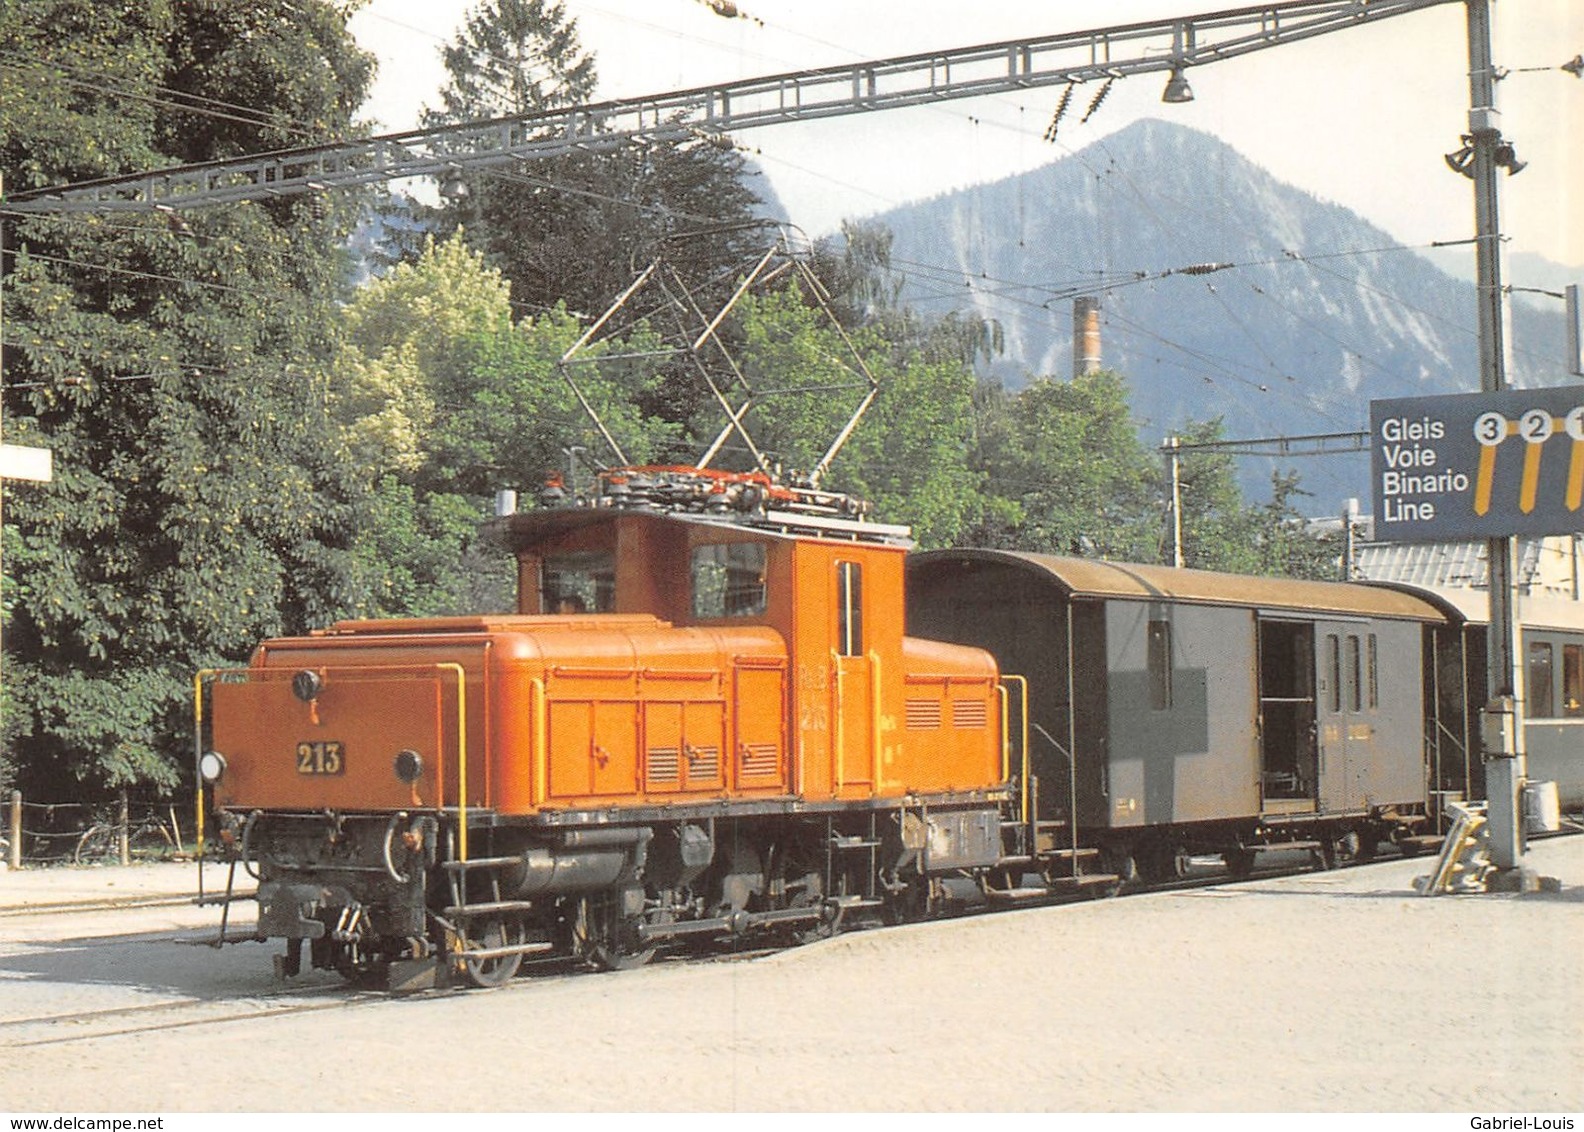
1161, 66, 1194, 104
1494, 141, 1527, 175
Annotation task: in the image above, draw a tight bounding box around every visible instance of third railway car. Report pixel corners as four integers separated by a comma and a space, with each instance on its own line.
906, 550, 1446, 881
1389, 581, 1584, 814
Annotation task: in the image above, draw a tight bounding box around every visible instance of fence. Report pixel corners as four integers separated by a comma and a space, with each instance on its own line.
4, 789, 186, 869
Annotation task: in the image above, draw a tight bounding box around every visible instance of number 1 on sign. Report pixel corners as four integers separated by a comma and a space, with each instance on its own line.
1566, 407, 1584, 512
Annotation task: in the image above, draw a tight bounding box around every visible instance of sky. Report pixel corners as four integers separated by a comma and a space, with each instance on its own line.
348, 0, 1584, 274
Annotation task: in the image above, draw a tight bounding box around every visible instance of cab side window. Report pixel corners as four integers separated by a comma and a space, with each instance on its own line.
691, 542, 767, 618
542, 551, 614, 613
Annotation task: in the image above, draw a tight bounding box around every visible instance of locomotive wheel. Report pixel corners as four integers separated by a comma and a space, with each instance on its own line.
459, 919, 524, 988
590, 913, 657, 971
578, 897, 657, 972
591, 939, 657, 972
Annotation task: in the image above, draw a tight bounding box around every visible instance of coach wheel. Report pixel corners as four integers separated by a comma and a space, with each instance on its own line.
459, 919, 524, 988
1100, 846, 1140, 887
1334, 830, 1365, 865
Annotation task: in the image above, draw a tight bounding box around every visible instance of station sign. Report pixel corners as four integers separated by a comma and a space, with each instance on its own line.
1369, 387, 1584, 542
0, 443, 52, 483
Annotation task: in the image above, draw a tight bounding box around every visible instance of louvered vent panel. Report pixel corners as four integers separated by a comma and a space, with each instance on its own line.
687, 746, 720, 780
740, 743, 780, 777
906, 699, 942, 730
648, 747, 680, 783
952, 699, 988, 729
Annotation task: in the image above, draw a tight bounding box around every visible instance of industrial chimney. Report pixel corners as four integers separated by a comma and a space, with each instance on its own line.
1073, 297, 1102, 377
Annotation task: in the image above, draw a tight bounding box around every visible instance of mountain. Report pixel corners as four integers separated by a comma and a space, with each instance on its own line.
859, 119, 1573, 501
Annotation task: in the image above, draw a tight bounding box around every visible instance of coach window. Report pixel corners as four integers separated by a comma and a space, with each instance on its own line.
1367, 634, 1379, 710
837, 561, 864, 657
1528, 641, 1555, 719
1345, 635, 1362, 713
1564, 645, 1583, 718
1325, 635, 1341, 714
1147, 618, 1172, 711
691, 542, 767, 618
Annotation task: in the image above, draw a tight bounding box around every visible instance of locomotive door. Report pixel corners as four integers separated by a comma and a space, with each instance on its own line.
831, 560, 876, 792
1315, 622, 1368, 813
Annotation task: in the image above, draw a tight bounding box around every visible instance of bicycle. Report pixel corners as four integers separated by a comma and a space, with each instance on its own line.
73, 810, 180, 865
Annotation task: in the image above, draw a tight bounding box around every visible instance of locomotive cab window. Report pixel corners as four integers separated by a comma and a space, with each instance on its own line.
542, 551, 615, 613
691, 542, 767, 618
837, 561, 863, 657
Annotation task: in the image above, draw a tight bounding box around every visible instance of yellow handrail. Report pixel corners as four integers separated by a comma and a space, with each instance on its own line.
831, 650, 844, 791
1002, 675, 1031, 827
868, 650, 883, 788
531, 676, 547, 806
436, 663, 468, 861
192, 668, 220, 860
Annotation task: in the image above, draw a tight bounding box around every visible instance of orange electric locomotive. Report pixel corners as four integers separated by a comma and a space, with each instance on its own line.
197, 468, 1061, 988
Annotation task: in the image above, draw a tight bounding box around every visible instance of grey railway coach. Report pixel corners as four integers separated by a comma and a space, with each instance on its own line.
906, 550, 1446, 881
1375, 581, 1584, 814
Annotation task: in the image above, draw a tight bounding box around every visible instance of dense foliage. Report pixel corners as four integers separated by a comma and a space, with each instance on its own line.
1, 0, 375, 796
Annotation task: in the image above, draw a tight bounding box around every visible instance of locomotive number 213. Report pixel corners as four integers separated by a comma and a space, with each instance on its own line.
296, 741, 345, 775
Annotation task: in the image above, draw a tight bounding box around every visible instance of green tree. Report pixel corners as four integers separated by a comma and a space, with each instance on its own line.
330, 234, 678, 615
1171, 418, 1336, 578
719, 284, 988, 548
969, 371, 1160, 559
0, 1, 375, 797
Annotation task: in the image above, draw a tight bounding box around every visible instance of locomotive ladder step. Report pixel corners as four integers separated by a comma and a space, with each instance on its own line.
1041, 847, 1100, 861
452, 940, 557, 962
443, 899, 541, 918
829, 835, 882, 850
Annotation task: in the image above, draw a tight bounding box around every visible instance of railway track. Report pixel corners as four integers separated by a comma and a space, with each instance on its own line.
1, 832, 1567, 1046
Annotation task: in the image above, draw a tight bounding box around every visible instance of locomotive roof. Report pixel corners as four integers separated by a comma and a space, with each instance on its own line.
483, 501, 913, 551
909, 549, 1446, 622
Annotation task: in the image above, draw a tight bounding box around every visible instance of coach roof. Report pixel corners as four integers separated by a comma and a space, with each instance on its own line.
909, 549, 1446, 622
